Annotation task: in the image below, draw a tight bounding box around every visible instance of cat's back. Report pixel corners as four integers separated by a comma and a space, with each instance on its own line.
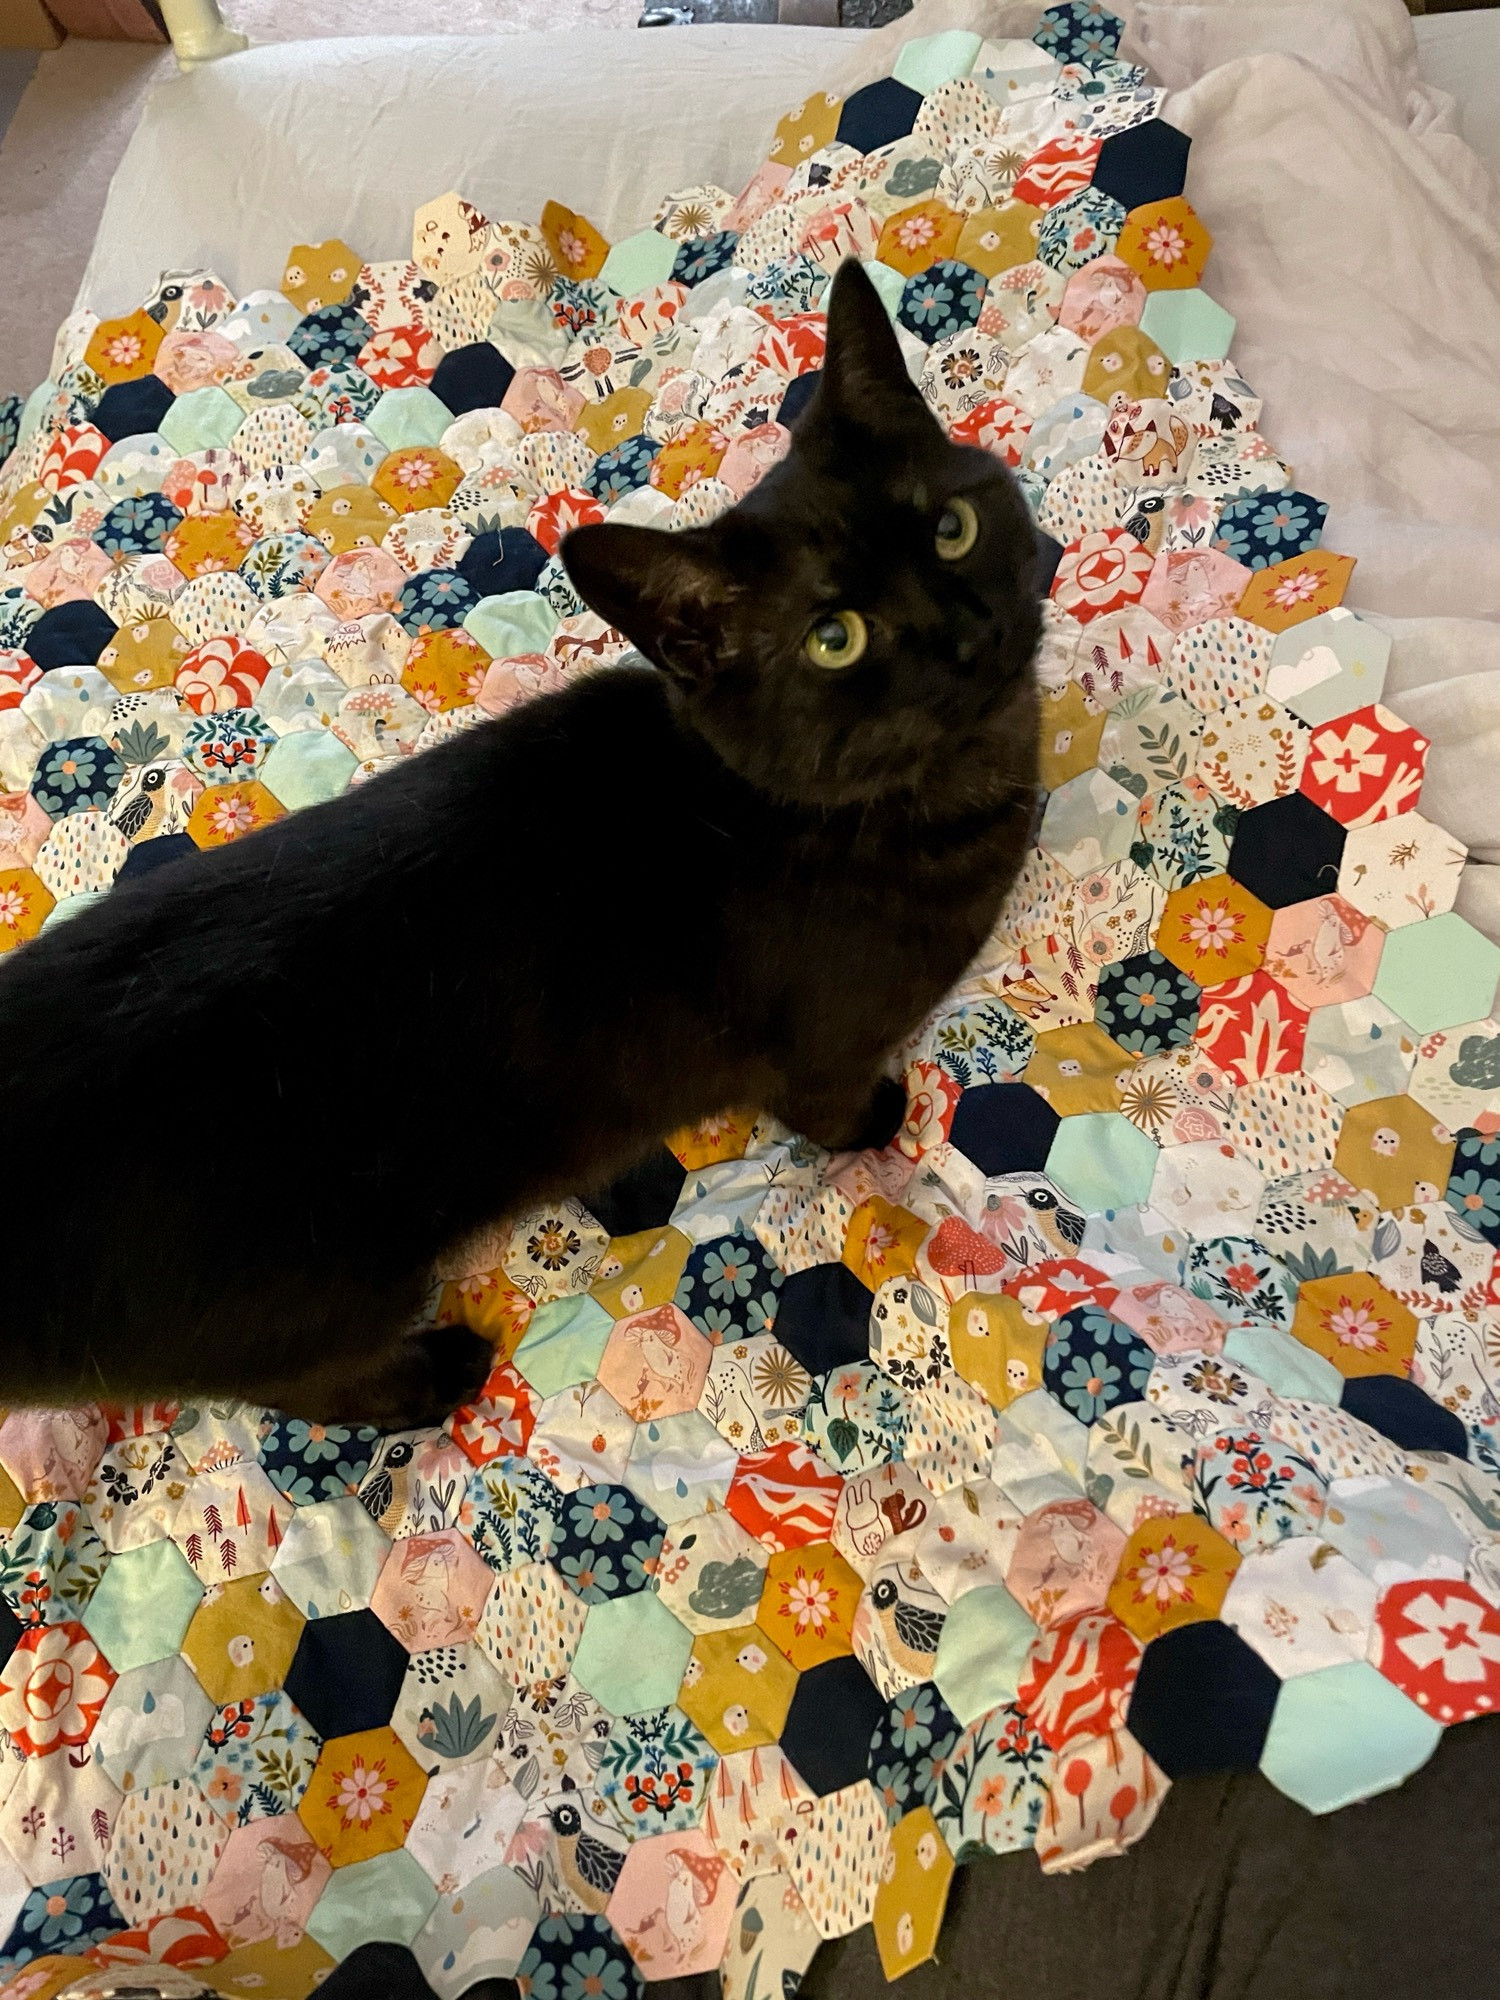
0, 666, 701, 1102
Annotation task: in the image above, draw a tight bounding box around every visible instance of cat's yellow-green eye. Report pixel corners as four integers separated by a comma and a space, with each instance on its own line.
804, 610, 868, 670
935, 497, 979, 561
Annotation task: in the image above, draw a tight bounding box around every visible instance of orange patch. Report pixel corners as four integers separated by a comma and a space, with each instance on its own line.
539, 200, 610, 281
1115, 197, 1212, 291
1291, 1272, 1418, 1380
1156, 872, 1271, 985
843, 1198, 928, 1290
1106, 1513, 1239, 1641
1237, 551, 1357, 634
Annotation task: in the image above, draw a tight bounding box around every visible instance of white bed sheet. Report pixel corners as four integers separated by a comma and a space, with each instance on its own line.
74, 0, 1500, 946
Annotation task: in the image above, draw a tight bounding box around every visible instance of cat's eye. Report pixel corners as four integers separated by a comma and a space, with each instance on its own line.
804, 610, 868, 670
935, 497, 979, 561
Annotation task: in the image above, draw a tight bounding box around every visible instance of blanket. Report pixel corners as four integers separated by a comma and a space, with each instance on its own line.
0, 5, 1497, 1996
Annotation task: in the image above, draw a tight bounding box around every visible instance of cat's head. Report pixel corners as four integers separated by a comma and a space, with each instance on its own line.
561, 258, 1042, 811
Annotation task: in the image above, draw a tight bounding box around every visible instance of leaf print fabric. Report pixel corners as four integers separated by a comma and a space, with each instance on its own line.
1188, 1430, 1327, 1552
930, 1701, 1053, 1857
194, 1691, 321, 1826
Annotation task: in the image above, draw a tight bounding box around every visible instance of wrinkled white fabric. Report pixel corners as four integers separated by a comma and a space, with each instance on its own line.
76, 0, 1500, 946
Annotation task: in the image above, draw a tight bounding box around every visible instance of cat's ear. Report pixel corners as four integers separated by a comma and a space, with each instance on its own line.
818, 257, 928, 430
561, 522, 730, 685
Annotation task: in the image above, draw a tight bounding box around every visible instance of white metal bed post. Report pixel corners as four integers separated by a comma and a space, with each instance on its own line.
157, 0, 249, 65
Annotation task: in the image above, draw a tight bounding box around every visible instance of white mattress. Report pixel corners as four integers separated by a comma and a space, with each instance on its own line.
72, 0, 1500, 947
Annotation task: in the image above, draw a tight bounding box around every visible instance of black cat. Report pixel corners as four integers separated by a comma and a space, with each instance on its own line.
0, 260, 1040, 1425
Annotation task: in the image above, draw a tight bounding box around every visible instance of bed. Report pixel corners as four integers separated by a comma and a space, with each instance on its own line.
76, 0, 1500, 951
0, 3, 1497, 1995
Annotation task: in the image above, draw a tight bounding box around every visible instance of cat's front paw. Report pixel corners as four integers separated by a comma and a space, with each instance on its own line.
845, 1074, 909, 1152
411, 1324, 495, 1422
348, 1325, 496, 1431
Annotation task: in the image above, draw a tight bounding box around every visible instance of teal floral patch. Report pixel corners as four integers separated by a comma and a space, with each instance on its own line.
675, 1227, 784, 1344
586, 434, 660, 504
30, 736, 124, 819
549, 277, 616, 338
802, 1361, 911, 1472
931, 1701, 1054, 1858
515, 1911, 641, 2000
1033, 0, 1124, 63
1131, 780, 1238, 887
1037, 188, 1126, 275
288, 302, 375, 368
1447, 1129, 1500, 1246
395, 567, 480, 635
192, 1690, 321, 1826
183, 708, 275, 784
1043, 1303, 1154, 1422
554, 1483, 664, 1602
897, 261, 988, 346
598, 1704, 718, 1835
1095, 949, 1200, 1055
1, 1872, 124, 1970
98, 493, 182, 557
867, 1681, 962, 1828
305, 360, 381, 424
258, 1417, 380, 1505
0, 1501, 110, 1626
1184, 1236, 1297, 1331
1212, 488, 1327, 570
671, 231, 739, 287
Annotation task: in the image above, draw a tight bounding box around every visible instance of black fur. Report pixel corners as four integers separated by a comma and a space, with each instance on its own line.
0, 261, 1039, 1423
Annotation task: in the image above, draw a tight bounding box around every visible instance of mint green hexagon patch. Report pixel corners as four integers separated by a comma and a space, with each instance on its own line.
1259, 1658, 1442, 1813
893, 30, 983, 92
260, 730, 357, 812
1225, 1324, 1343, 1404
570, 1590, 695, 1716
1374, 913, 1500, 1036
306, 1846, 439, 1958
464, 589, 559, 663
1045, 1110, 1159, 1212
599, 228, 678, 298
1139, 288, 1236, 365
514, 1294, 614, 1398
368, 386, 454, 451
82, 1536, 204, 1674
160, 386, 245, 455
933, 1584, 1037, 1727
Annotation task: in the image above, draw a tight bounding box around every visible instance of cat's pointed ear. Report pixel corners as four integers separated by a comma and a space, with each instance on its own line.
561, 522, 729, 685
818, 258, 928, 429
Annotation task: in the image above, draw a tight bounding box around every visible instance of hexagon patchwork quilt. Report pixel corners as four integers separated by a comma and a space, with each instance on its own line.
1, 6, 1500, 1996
